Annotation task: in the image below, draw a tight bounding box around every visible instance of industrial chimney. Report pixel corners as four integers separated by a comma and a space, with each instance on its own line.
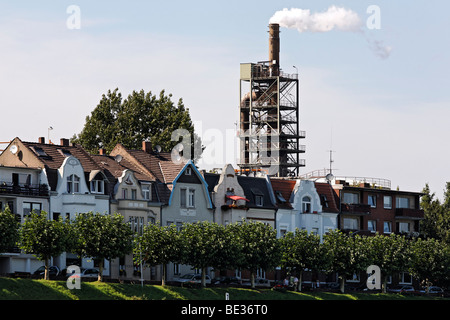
268, 23, 280, 76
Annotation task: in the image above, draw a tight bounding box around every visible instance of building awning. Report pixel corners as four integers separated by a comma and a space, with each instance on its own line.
226, 195, 249, 202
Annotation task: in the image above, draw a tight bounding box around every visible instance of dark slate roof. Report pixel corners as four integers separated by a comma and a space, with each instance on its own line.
237, 175, 276, 209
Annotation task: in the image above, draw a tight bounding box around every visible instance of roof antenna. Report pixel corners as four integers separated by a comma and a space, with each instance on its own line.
327, 125, 335, 175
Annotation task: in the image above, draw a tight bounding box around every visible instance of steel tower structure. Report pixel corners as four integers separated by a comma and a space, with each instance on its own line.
238, 23, 305, 177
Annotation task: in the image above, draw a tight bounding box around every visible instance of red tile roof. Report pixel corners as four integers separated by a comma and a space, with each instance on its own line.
314, 182, 340, 213
270, 178, 297, 209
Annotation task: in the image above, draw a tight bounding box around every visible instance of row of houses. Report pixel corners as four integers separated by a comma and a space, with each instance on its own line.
0, 137, 424, 286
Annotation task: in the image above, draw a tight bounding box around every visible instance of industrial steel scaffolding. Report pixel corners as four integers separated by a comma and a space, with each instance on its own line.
238, 24, 305, 177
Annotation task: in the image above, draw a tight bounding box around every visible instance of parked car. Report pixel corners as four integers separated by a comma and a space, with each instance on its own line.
66, 268, 99, 279
32, 266, 60, 279
173, 274, 211, 285
242, 278, 271, 287
387, 285, 416, 294
211, 276, 241, 285
419, 286, 444, 296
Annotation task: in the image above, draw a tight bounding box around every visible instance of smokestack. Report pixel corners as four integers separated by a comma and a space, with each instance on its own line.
38, 137, 45, 144
268, 23, 280, 76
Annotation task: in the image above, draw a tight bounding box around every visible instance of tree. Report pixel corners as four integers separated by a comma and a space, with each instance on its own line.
73, 212, 134, 281
71, 88, 203, 162
367, 233, 411, 293
19, 212, 70, 280
135, 223, 182, 286
235, 221, 281, 289
409, 237, 450, 291
179, 221, 241, 287
420, 183, 450, 244
322, 230, 371, 293
280, 229, 326, 291
0, 207, 20, 253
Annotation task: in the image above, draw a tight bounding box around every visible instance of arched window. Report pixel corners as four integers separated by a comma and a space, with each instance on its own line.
302, 196, 311, 213
67, 174, 80, 193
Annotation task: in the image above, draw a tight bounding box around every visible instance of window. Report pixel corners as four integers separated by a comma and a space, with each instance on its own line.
320, 194, 329, 208
67, 174, 80, 193
180, 188, 195, 208
23, 202, 42, 217
343, 217, 358, 230
188, 189, 195, 208
398, 222, 410, 233
130, 216, 144, 235
255, 195, 264, 207
142, 184, 151, 200
383, 196, 392, 209
396, 197, 410, 209
368, 195, 377, 208
122, 188, 128, 199
343, 192, 359, 204
90, 180, 103, 194
131, 189, 137, 200
180, 188, 186, 207
185, 167, 192, 175
399, 272, 412, 284
384, 221, 392, 233
302, 196, 311, 213
368, 220, 377, 233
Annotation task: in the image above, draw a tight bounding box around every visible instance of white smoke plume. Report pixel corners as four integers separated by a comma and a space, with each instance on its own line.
269, 6, 392, 59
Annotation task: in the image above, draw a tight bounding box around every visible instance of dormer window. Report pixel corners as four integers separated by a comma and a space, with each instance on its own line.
302, 196, 311, 213
90, 180, 104, 194
255, 195, 264, 207
67, 174, 80, 193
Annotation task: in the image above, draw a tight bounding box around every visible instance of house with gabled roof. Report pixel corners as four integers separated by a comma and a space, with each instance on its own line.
0, 137, 111, 274
271, 178, 339, 240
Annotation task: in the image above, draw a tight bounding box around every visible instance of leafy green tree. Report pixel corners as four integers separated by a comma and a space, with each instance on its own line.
179, 221, 241, 287
71, 88, 203, 162
322, 230, 371, 293
135, 223, 182, 286
235, 221, 281, 288
409, 237, 450, 291
367, 233, 411, 293
73, 212, 134, 281
19, 212, 70, 280
0, 207, 20, 253
280, 229, 326, 291
420, 183, 450, 244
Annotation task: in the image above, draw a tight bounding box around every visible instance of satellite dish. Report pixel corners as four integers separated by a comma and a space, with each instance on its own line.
325, 173, 334, 182
114, 154, 123, 163
10, 145, 18, 154
155, 145, 162, 153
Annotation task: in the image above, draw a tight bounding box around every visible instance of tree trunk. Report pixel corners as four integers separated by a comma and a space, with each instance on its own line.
250, 272, 256, 289
382, 275, 388, 293
97, 259, 104, 282
339, 276, 345, 293
162, 264, 166, 287
297, 272, 303, 292
44, 257, 49, 280
201, 267, 206, 288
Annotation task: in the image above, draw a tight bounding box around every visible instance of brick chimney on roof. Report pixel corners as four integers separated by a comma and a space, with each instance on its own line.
99, 148, 107, 155
142, 140, 152, 153
38, 137, 45, 144
60, 138, 70, 146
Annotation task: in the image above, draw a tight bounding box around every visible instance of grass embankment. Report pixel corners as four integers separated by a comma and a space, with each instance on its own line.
0, 277, 446, 300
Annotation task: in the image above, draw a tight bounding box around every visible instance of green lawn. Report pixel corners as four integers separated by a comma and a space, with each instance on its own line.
0, 277, 447, 300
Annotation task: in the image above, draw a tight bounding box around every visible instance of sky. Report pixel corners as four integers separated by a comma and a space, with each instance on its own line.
0, 1, 449, 198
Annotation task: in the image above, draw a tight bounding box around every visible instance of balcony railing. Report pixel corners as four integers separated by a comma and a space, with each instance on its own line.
395, 208, 424, 219
341, 203, 371, 215
0, 182, 49, 197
